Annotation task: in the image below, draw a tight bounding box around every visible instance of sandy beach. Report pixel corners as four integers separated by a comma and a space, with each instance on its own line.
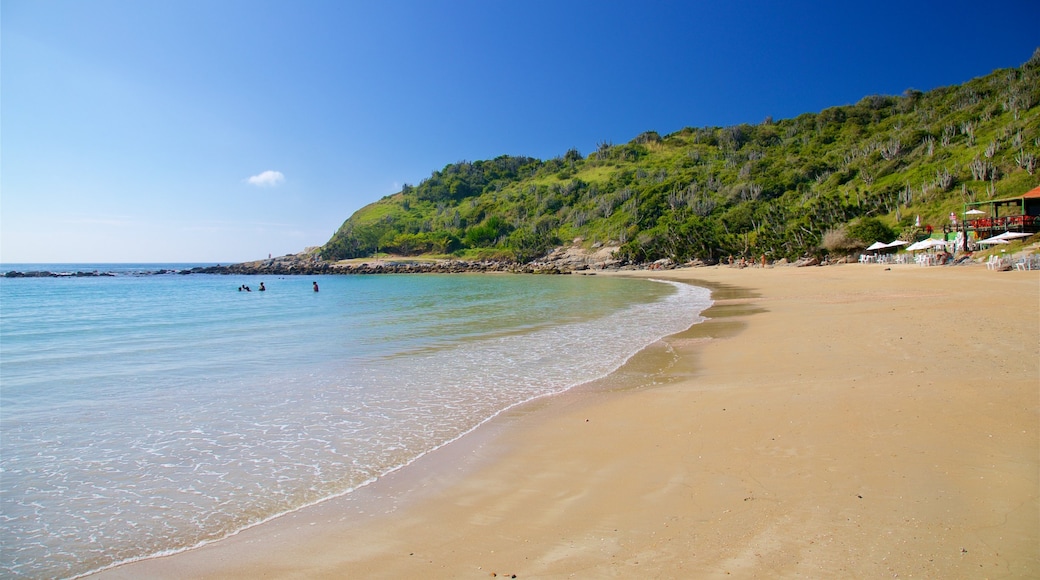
96, 263, 1038, 579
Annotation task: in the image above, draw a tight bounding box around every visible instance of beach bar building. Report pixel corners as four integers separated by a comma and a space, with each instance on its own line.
963, 184, 1040, 239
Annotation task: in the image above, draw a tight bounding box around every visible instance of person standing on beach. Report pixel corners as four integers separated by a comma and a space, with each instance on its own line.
312, 281, 319, 292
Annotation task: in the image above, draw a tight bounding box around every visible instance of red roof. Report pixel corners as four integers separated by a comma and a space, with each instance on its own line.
1024, 184, 1040, 199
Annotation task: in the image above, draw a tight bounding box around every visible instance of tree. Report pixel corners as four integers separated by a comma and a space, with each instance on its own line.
846, 217, 895, 245
507, 227, 555, 264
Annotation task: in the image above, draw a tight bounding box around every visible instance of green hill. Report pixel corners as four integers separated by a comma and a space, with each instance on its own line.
321, 49, 1040, 265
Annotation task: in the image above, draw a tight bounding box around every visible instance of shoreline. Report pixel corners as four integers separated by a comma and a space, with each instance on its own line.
84, 275, 718, 579
94, 264, 1038, 578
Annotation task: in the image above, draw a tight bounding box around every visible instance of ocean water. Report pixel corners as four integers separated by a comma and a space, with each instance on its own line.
0, 266, 711, 579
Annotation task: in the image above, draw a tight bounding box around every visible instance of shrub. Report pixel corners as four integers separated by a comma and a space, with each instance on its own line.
847, 217, 895, 244
821, 227, 860, 253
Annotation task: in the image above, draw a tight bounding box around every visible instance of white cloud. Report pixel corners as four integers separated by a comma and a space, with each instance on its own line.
247, 170, 285, 187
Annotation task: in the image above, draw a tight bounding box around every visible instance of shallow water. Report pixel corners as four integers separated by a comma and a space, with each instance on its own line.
0, 268, 710, 578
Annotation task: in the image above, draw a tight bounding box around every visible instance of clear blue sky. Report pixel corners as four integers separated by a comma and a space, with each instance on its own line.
3, 0, 1038, 263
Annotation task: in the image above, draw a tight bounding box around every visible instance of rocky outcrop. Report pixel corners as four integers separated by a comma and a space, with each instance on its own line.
196, 244, 637, 276
205, 242, 716, 275
530, 241, 623, 271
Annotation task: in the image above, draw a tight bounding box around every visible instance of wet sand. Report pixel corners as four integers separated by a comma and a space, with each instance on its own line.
95, 263, 1039, 578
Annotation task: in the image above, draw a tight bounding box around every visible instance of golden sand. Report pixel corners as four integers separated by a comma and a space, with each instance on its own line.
95, 264, 1039, 578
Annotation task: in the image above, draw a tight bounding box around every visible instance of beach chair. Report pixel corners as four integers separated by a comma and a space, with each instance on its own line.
990, 256, 1012, 271
1016, 255, 1040, 271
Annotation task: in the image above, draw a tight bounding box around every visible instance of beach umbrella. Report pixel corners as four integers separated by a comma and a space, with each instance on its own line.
977, 237, 1010, 245
907, 238, 948, 251
865, 241, 887, 251
995, 231, 1031, 240
885, 240, 909, 248
964, 209, 986, 215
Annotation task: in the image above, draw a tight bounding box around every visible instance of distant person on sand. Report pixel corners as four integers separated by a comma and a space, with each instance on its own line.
259, 282, 266, 292
313, 281, 319, 292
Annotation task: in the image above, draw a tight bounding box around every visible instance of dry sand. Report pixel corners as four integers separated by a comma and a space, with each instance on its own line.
96, 263, 1038, 579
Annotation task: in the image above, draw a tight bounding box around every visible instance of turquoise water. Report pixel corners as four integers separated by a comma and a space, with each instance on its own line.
0, 268, 711, 578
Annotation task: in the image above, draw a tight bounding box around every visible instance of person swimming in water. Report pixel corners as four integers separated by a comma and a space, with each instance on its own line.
259, 282, 266, 292
312, 281, 319, 292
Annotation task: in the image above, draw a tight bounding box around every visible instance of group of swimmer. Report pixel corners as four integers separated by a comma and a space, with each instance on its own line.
238, 281, 319, 292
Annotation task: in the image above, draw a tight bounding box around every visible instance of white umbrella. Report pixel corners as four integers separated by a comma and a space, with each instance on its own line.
865, 241, 888, 251
964, 208, 986, 215
885, 240, 909, 248
995, 231, 1031, 240
977, 237, 1010, 245
908, 238, 948, 251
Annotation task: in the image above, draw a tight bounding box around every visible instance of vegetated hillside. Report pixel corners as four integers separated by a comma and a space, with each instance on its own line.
322, 49, 1040, 264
